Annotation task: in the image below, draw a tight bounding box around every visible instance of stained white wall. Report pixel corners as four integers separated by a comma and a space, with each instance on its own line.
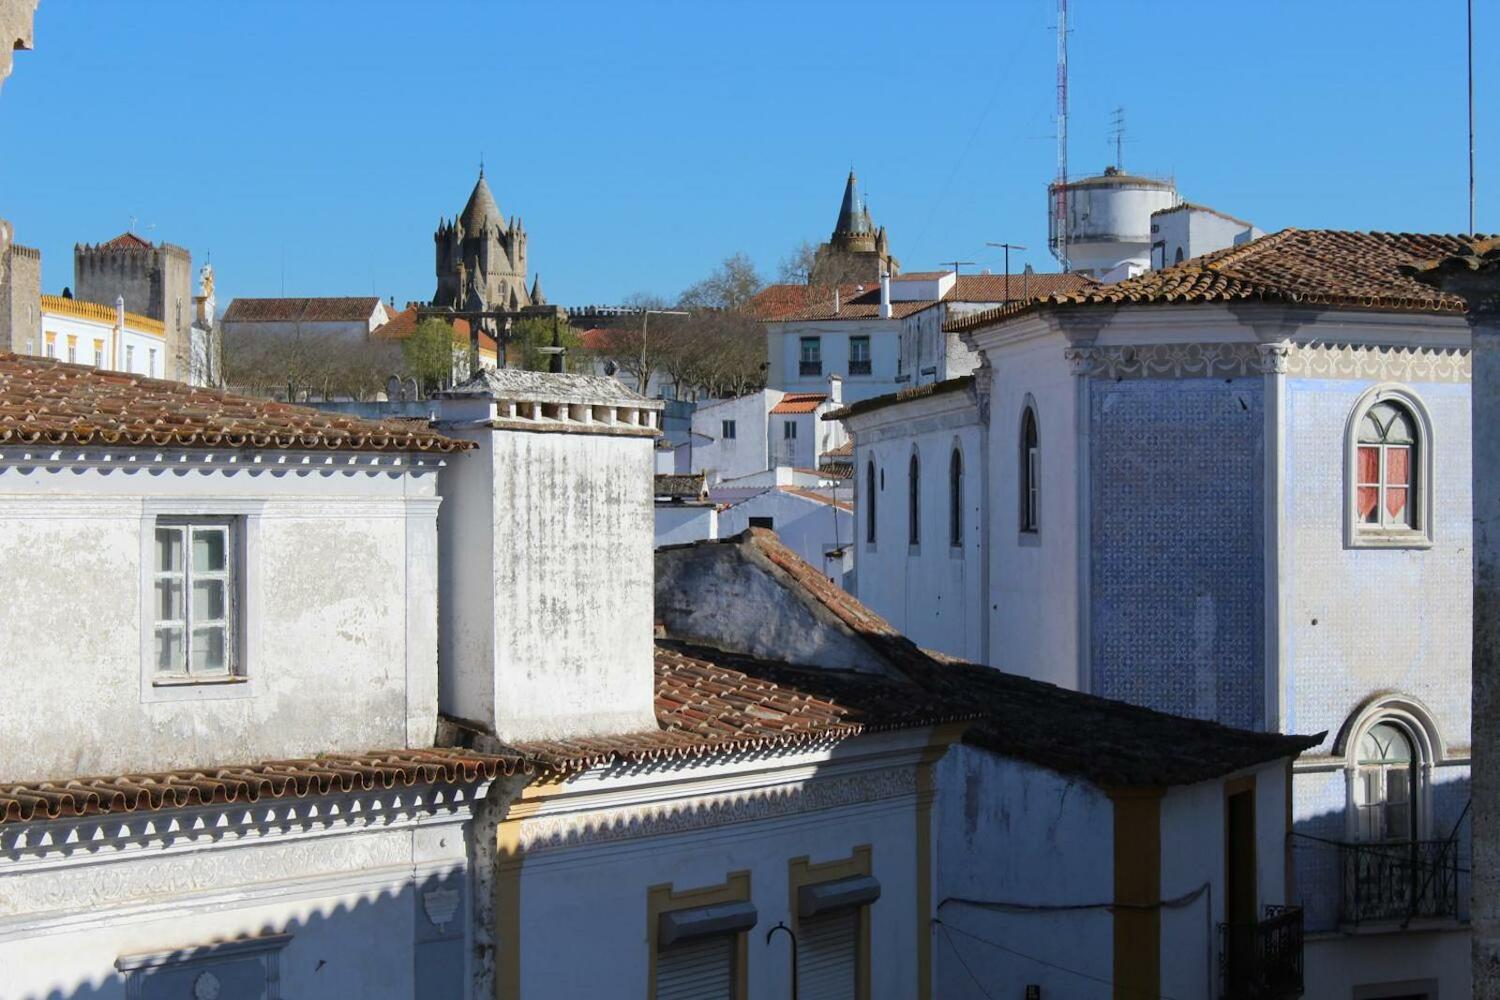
0, 452, 440, 781
690, 391, 777, 483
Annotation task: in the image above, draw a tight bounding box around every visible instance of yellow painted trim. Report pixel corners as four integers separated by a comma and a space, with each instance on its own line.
1107, 786, 1164, 1000
494, 779, 562, 1000
915, 721, 968, 1000
789, 845, 873, 999
39, 294, 166, 335
648, 870, 752, 1000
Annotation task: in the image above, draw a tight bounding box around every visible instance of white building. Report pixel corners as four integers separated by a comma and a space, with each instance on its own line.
37, 292, 168, 376
689, 381, 848, 485
839, 228, 1479, 998
0, 349, 1319, 1000
1150, 201, 1263, 270
221, 295, 391, 342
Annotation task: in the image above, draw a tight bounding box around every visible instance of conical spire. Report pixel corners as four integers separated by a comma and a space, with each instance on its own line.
460, 169, 504, 233
834, 170, 868, 236
529, 273, 545, 305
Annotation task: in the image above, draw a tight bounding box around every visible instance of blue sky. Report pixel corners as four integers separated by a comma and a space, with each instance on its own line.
0, 1, 1493, 308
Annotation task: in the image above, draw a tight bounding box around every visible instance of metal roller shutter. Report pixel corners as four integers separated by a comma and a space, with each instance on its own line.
798, 908, 858, 1000
656, 933, 735, 1000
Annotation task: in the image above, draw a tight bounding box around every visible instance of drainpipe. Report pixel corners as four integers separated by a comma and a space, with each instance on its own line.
1403, 242, 1500, 997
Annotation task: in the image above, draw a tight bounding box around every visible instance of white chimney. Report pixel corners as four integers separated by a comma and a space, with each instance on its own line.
826, 373, 843, 405
833, 287, 841, 314
434, 369, 664, 742
879, 270, 892, 319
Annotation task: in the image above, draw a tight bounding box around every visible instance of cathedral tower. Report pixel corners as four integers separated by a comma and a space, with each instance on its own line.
809, 170, 900, 287
433, 168, 530, 312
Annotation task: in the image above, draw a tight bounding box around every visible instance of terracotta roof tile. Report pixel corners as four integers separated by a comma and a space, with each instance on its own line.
769, 392, 827, 414
0, 353, 471, 454
0, 748, 528, 824
825, 375, 976, 422
374, 306, 496, 353
754, 272, 1095, 323
655, 472, 708, 500
223, 297, 384, 325
946, 229, 1491, 335
96, 232, 154, 251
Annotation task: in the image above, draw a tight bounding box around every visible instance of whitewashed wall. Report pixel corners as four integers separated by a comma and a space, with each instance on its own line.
0, 450, 440, 780
690, 392, 776, 484
655, 503, 718, 547
717, 489, 853, 587
766, 319, 901, 403
38, 308, 165, 375
848, 390, 986, 663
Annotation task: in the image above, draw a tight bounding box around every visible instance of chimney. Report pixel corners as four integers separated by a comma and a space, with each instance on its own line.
826, 373, 842, 406
833, 287, 841, 315
879, 270, 892, 319
1401, 240, 1500, 987
433, 369, 665, 742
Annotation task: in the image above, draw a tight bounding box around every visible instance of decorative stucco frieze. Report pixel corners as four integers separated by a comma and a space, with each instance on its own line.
1284, 341, 1472, 383
1064, 341, 1472, 382
517, 767, 917, 854
1066, 343, 1273, 380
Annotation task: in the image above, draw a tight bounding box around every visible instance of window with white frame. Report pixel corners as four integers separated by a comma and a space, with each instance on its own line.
153, 518, 238, 679
1355, 721, 1418, 843
1347, 389, 1432, 547
93, 339, 105, 367
126, 344, 135, 371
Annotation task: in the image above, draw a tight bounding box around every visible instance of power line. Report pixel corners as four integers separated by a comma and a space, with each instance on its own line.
935, 919, 1185, 1000
937, 923, 998, 999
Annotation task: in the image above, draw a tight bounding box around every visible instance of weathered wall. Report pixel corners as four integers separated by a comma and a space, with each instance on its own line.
0, 455, 439, 780
0, 0, 37, 93
75, 244, 193, 381
0, 238, 40, 353
1089, 376, 1265, 728
933, 745, 1115, 998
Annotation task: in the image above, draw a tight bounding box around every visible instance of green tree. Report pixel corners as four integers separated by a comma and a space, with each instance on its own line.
510, 316, 585, 372
403, 318, 461, 393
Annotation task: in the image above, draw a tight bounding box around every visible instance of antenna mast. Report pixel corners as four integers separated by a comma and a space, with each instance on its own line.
1110, 106, 1126, 171
1050, 0, 1070, 272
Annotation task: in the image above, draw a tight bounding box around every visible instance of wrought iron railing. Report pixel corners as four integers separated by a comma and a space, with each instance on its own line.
847, 358, 872, 375
1340, 839, 1459, 925
799, 360, 822, 377
1219, 904, 1304, 1000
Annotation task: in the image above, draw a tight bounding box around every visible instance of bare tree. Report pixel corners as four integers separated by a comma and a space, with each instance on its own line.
224, 328, 406, 402
678, 253, 764, 311
777, 240, 818, 284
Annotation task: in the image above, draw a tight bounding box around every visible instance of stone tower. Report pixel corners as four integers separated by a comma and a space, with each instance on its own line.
809, 170, 900, 287
0, 218, 41, 353
432, 168, 530, 313
74, 233, 192, 381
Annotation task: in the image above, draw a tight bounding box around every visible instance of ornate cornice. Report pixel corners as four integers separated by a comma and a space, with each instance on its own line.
1063, 341, 1472, 383
1285, 341, 1471, 383
516, 767, 916, 855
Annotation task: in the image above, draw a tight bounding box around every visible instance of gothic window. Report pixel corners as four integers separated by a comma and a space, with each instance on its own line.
866, 461, 877, 544
1347, 389, 1432, 547
949, 447, 963, 548
908, 451, 920, 546
1020, 405, 1039, 533
1355, 721, 1418, 843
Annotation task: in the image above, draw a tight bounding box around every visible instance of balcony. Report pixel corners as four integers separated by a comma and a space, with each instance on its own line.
848, 358, 872, 376
799, 360, 822, 377
1340, 839, 1459, 926
1219, 905, 1304, 1000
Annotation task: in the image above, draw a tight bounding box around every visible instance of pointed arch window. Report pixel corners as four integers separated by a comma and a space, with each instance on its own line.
1020, 406, 1039, 533
949, 447, 964, 548
908, 452, 920, 546
1346, 388, 1432, 547
865, 460, 877, 545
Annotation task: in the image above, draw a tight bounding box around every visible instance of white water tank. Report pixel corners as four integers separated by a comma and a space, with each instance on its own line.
1049, 166, 1178, 280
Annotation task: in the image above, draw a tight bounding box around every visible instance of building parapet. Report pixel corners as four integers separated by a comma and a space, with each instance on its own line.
40, 294, 166, 335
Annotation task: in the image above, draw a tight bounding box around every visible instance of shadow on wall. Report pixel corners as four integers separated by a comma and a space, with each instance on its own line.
11, 866, 470, 1000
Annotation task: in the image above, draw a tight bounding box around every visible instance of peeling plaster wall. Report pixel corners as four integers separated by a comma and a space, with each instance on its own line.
0, 456, 439, 780
933, 746, 1114, 998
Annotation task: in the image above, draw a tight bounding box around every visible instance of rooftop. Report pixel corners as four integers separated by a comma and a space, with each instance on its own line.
769, 392, 827, 414
222, 296, 385, 325
751, 272, 1096, 323
825, 375, 976, 422
657, 530, 1320, 787
0, 353, 470, 454
40, 294, 165, 336
439, 366, 656, 406
946, 229, 1490, 335
655, 472, 708, 500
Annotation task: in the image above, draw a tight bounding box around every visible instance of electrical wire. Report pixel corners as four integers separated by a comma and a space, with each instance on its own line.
936, 918, 1184, 1000
938, 921, 998, 1000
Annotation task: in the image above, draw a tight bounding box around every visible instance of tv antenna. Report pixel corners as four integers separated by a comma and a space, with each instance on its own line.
985, 242, 1028, 302
1049, 0, 1071, 271
940, 259, 976, 278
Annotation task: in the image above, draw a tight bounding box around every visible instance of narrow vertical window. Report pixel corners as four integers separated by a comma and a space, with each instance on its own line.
866, 461, 877, 544
1021, 407, 1039, 532
949, 447, 964, 547
66, 335, 77, 363
908, 452, 920, 546
800, 337, 822, 377
93, 339, 105, 367
125, 345, 135, 371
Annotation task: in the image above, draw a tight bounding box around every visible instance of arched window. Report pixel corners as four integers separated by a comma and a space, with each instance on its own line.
1346, 388, 1431, 546
865, 461, 877, 544
949, 447, 964, 548
1356, 722, 1418, 842
1020, 406, 1039, 533
1356, 400, 1416, 529
908, 452, 921, 546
